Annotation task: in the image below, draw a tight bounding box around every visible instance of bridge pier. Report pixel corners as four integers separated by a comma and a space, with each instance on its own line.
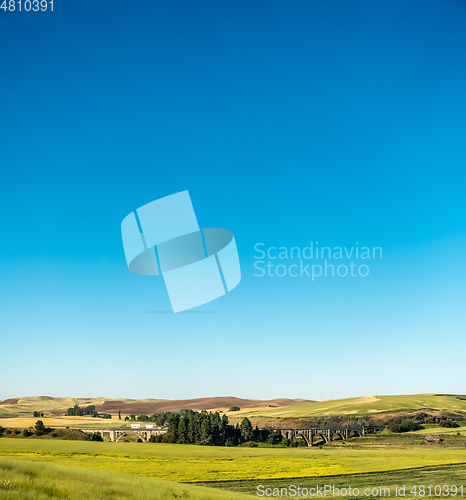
80, 427, 167, 443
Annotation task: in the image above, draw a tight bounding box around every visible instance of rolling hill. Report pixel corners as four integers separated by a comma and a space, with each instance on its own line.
0, 395, 313, 418
1, 394, 465, 421
226, 394, 466, 419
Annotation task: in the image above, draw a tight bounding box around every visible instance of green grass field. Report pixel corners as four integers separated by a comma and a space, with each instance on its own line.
200, 463, 466, 498
0, 457, 249, 500
1, 456, 465, 500
1, 438, 466, 483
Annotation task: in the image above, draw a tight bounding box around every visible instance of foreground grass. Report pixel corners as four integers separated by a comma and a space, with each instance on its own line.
1, 439, 466, 483
0, 457, 249, 500
200, 463, 466, 498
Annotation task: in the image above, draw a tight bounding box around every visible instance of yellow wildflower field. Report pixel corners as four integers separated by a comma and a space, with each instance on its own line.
1, 439, 465, 483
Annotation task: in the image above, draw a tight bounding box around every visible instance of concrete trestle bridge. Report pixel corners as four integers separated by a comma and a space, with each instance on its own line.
280, 426, 384, 446
79, 425, 384, 445
80, 427, 167, 443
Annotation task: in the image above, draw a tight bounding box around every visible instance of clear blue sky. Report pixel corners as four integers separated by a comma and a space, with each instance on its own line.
1, 0, 465, 401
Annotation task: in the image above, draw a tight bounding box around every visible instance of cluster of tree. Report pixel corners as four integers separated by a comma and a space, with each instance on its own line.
19, 425, 94, 441
382, 411, 466, 433
32, 411, 44, 418
433, 412, 466, 424
66, 405, 111, 419
302, 411, 466, 433
300, 414, 376, 428
86, 432, 103, 441
387, 419, 422, 433
34, 420, 51, 436
381, 411, 466, 427
439, 420, 459, 428
124, 412, 169, 426
65, 404, 112, 418
298, 411, 466, 430
229, 406, 241, 411
67, 404, 99, 417
149, 410, 288, 447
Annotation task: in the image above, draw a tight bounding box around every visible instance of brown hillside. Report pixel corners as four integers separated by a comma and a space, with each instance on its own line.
51, 397, 314, 415
0, 398, 19, 405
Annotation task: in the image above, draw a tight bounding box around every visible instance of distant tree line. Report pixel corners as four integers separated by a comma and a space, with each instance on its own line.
1, 422, 103, 442
124, 412, 170, 425
382, 412, 464, 433
285, 411, 466, 434
439, 420, 459, 428
387, 419, 422, 433
66, 404, 111, 419
86, 432, 103, 441
67, 404, 98, 417
21, 420, 52, 437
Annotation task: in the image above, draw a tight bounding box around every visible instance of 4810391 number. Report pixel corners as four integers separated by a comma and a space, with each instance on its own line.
1, 0, 53, 11
410, 485, 464, 496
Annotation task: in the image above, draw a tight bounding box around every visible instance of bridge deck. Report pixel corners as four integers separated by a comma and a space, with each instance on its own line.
280, 426, 384, 431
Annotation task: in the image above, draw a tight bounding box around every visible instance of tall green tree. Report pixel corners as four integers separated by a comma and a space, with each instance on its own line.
210, 412, 221, 444
34, 420, 45, 436
167, 413, 180, 442
178, 415, 188, 443
200, 416, 212, 444
240, 418, 253, 442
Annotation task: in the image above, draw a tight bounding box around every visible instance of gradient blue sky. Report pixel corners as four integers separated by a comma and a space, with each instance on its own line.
1, 0, 465, 401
